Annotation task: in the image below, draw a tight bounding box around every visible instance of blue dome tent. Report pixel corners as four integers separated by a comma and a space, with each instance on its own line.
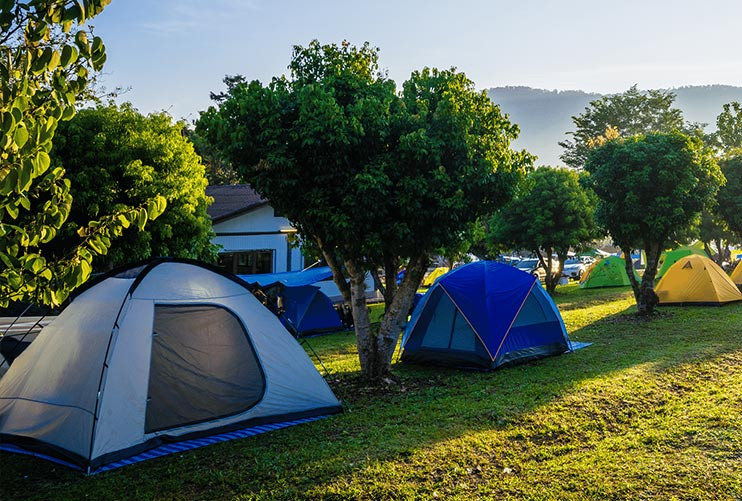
277, 284, 344, 336
401, 261, 572, 370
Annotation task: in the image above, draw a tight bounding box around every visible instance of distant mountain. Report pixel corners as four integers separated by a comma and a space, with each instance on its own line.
486, 85, 742, 166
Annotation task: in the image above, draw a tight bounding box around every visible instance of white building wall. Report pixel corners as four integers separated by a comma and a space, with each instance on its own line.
212, 205, 303, 273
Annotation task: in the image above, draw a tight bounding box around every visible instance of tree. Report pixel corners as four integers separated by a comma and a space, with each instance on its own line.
717, 156, 742, 240
197, 41, 531, 379
697, 207, 735, 266
715, 101, 742, 154
49, 103, 217, 269
584, 132, 723, 315
185, 127, 239, 185
560, 85, 690, 168
489, 166, 599, 293
1, 1, 165, 308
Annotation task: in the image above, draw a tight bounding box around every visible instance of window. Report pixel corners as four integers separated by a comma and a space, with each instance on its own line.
218, 250, 274, 274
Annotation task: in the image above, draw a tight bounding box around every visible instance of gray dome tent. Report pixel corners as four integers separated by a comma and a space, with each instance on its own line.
0, 259, 341, 473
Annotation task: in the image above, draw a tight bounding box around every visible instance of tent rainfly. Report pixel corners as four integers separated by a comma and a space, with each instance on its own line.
0, 259, 341, 474
401, 261, 572, 370
580, 256, 639, 289
656, 254, 742, 305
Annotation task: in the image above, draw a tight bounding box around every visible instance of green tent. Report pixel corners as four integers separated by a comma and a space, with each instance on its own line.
580, 256, 639, 288
657, 246, 708, 278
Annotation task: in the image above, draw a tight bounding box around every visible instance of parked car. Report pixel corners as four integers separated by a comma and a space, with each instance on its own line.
562, 258, 587, 280
515, 258, 554, 281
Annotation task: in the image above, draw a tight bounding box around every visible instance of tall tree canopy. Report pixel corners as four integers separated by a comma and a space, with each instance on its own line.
1, 1, 165, 307
489, 166, 599, 293
198, 41, 531, 379
49, 103, 217, 269
584, 132, 723, 315
560, 85, 689, 168
717, 156, 742, 240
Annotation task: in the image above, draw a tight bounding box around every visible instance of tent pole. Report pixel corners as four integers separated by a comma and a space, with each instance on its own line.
300, 337, 331, 378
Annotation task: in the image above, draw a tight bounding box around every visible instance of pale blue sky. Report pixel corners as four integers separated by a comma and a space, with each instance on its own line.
91, 0, 742, 122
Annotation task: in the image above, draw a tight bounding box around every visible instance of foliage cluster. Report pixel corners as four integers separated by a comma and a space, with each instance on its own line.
50, 103, 217, 269
0, 0, 165, 307
584, 132, 723, 314
489, 166, 599, 293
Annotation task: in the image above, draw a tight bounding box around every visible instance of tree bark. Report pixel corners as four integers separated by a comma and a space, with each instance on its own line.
316, 237, 351, 306
623, 243, 661, 316
344, 257, 376, 377
536, 248, 561, 294
374, 253, 429, 374
345, 253, 429, 380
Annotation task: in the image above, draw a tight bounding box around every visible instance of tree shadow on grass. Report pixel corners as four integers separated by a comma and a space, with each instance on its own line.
1, 302, 741, 500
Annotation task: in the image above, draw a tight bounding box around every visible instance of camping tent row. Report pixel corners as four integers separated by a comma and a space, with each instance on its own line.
655, 254, 742, 305
0, 259, 341, 473
401, 261, 575, 370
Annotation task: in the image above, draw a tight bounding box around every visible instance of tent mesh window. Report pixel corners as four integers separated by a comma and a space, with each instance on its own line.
511, 291, 550, 327
418, 291, 479, 354
145, 305, 265, 433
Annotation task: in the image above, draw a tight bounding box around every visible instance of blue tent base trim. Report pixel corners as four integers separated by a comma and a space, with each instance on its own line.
0, 414, 335, 475
569, 341, 592, 351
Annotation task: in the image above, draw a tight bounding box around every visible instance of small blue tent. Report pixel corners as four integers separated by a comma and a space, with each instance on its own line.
278, 285, 344, 337
239, 268, 344, 337
401, 261, 571, 370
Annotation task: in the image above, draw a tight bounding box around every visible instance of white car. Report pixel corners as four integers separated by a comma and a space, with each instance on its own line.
562, 258, 587, 280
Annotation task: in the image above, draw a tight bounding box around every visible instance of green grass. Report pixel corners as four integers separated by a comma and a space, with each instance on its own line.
2, 284, 741, 500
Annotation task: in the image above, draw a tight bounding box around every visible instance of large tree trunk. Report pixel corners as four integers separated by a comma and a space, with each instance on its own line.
374, 254, 428, 374
345, 254, 428, 380
344, 257, 376, 377
623, 243, 661, 316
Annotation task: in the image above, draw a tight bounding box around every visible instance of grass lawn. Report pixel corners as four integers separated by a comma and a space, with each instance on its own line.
2, 284, 741, 500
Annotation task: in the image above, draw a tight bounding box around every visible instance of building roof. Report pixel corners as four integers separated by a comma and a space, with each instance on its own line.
206, 184, 268, 222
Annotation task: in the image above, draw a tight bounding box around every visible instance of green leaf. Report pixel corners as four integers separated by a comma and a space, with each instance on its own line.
18, 160, 33, 191
136, 209, 148, 231
35, 151, 51, 175
14, 125, 29, 148
80, 259, 92, 282
116, 213, 130, 228
0, 168, 18, 194
48, 49, 61, 70
60, 45, 78, 67
6, 203, 19, 219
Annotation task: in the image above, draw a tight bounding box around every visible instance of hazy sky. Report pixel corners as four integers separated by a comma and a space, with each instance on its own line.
92, 0, 742, 122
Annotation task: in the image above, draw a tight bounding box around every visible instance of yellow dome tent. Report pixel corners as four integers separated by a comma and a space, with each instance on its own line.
731, 260, 742, 287
656, 255, 742, 305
